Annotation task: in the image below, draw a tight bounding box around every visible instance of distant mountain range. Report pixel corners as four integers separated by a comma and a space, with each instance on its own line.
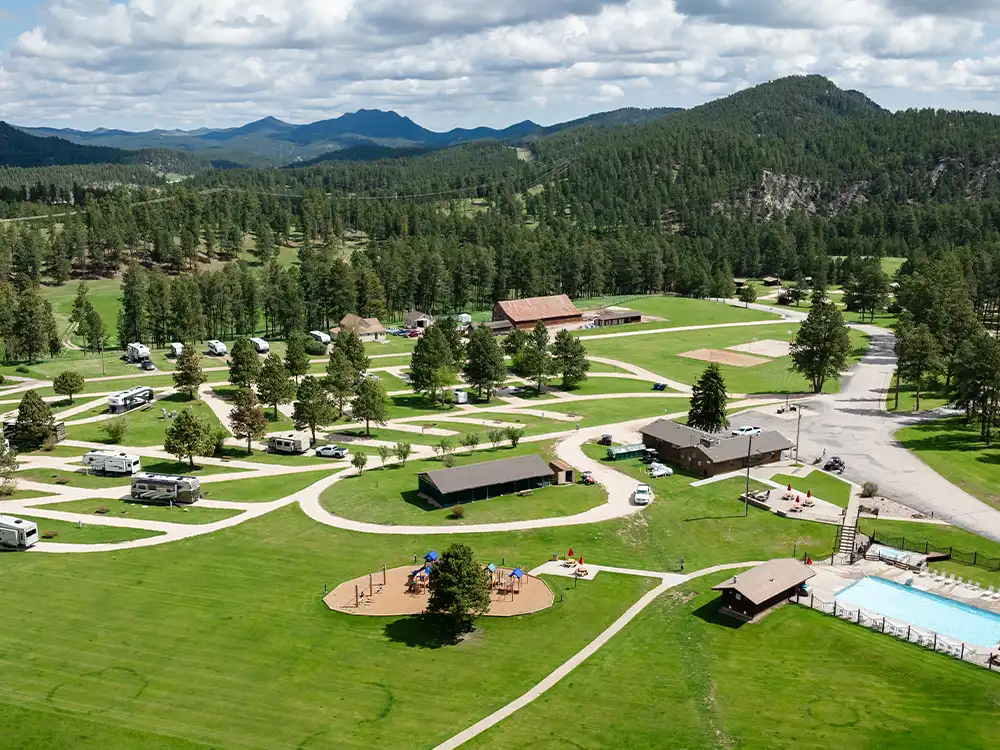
15, 107, 681, 167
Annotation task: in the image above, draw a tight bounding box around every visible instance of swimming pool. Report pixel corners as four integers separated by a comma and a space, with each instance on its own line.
835, 577, 1000, 648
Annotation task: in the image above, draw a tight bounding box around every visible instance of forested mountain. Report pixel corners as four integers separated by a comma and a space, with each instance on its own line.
0, 122, 135, 168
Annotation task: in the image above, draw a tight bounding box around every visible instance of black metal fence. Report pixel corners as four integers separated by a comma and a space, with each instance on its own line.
869, 532, 1000, 573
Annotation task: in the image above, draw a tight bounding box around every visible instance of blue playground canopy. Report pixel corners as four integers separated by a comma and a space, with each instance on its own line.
510, 568, 524, 579
424, 550, 440, 562
485, 563, 497, 573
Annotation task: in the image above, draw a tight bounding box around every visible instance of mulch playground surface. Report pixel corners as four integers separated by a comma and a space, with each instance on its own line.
324, 565, 554, 617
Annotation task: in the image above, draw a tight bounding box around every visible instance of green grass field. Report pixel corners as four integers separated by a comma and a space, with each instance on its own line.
895, 417, 1000, 510
576, 297, 779, 337
33, 498, 243, 525
554, 376, 665, 396
16, 468, 134, 490
65, 394, 227, 447
13, 514, 164, 544
771, 470, 853, 508
199, 469, 336, 503
885, 375, 950, 413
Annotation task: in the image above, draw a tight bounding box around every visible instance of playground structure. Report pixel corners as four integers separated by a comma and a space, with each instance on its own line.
324, 554, 554, 617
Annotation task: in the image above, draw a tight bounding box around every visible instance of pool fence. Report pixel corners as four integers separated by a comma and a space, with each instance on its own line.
792, 592, 999, 672
868, 531, 1000, 573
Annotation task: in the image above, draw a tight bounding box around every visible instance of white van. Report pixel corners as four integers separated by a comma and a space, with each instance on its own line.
126, 342, 150, 362
250, 337, 270, 354
0, 515, 38, 549
168, 342, 184, 358
309, 330, 331, 345
207, 340, 228, 356
83, 450, 141, 475
267, 432, 309, 454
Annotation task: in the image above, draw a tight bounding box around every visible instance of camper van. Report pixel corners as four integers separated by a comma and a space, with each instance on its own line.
107, 386, 154, 414
168, 342, 184, 358
0, 515, 38, 549
130, 473, 201, 504
207, 340, 228, 356
126, 342, 150, 363
250, 337, 270, 354
83, 450, 141, 475
309, 330, 331, 345
267, 432, 309, 454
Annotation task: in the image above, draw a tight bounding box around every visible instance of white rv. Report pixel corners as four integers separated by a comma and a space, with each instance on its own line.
453, 390, 469, 405
107, 386, 155, 414
83, 450, 141, 475
0, 515, 38, 549
126, 342, 150, 362
249, 337, 270, 354
168, 342, 184, 358
267, 431, 310, 454
130, 473, 201, 504
207, 340, 228, 356
309, 330, 331, 345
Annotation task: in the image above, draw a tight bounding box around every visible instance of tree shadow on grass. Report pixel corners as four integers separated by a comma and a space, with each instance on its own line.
383, 614, 460, 648
399, 489, 438, 513
691, 598, 747, 629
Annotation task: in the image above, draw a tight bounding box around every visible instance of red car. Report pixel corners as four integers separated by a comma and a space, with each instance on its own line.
407, 330, 421, 338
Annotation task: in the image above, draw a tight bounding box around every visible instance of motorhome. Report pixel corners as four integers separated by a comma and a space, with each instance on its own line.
83, 450, 141, 475
107, 386, 154, 414
207, 340, 228, 356
130, 473, 201, 504
249, 337, 270, 354
267, 431, 310, 454
0, 515, 38, 549
309, 330, 331, 345
126, 342, 150, 362
168, 342, 184, 358
454, 390, 469, 404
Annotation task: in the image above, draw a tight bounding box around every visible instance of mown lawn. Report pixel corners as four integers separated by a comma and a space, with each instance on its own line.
575, 296, 779, 334
771, 470, 853, 508
12, 514, 164, 544
199, 469, 337, 503
32, 498, 243, 525
65, 394, 227, 447
884, 375, 950, 413
895, 417, 1000, 510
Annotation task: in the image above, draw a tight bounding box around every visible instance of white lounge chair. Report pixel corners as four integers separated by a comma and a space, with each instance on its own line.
981, 585, 994, 598
918, 568, 927, 577
947, 573, 956, 584
957, 576, 964, 585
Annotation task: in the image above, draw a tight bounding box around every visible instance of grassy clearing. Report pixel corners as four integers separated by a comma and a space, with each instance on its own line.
884, 374, 950, 413
12, 514, 164, 544
540, 397, 688, 428
0, 488, 53, 502
16, 468, 133, 490
32, 498, 243, 525
771, 470, 853, 508
365, 338, 416, 355
65, 394, 227, 447
320, 442, 605, 526
585, 360, 630, 373
215, 447, 342, 466
21, 445, 91, 458
199, 469, 336, 503
554, 377, 663, 397
895, 417, 1000, 510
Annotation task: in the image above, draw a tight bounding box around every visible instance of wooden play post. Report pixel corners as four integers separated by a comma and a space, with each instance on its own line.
355, 585, 359, 607
383, 564, 387, 586
369, 573, 373, 596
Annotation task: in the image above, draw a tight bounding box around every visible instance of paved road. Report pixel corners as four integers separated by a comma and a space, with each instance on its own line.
744, 325, 1000, 542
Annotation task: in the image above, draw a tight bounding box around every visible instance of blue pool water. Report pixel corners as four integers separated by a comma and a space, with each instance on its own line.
835, 577, 1000, 648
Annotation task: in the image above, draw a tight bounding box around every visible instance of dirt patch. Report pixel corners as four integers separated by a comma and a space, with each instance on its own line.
726, 339, 791, 358
678, 349, 769, 368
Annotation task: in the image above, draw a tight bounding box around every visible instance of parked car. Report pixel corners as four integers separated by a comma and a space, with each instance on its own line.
633, 484, 653, 505
648, 463, 673, 478
140, 359, 156, 371
580, 471, 596, 485
315, 445, 350, 459
598, 434, 613, 446
731, 425, 763, 437
640, 448, 659, 463
652, 383, 668, 391
407, 330, 421, 338
824, 456, 846, 473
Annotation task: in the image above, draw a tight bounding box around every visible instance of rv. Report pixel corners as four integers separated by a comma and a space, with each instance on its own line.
454, 390, 469, 405
250, 337, 270, 354
267, 431, 310, 454
2, 420, 66, 448
309, 330, 331, 345
107, 386, 154, 414
130, 473, 201, 504
207, 340, 228, 356
168, 342, 184, 358
126, 342, 150, 363
83, 450, 141, 475
0, 515, 38, 549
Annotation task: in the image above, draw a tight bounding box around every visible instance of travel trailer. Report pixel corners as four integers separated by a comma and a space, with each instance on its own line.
168, 342, 184, 358
207, 340, 228, 356
250, 337, 270, 354
454, 390, 469, 404
267, 432, 310, 454
309, 330, 331, 345
126, 342, 150, 362
0, 515, 38, 549
83, 450, 141, 475
130, 473, 201, 504
107, 386, 154, 414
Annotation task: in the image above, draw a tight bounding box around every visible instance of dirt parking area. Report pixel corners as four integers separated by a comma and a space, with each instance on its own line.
727, 339, 791, 358
678, 348, 769, 367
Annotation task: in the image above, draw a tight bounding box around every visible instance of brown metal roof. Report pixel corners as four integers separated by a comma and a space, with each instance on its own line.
549, 459, 572, 472
482, 320, 514, 331
640, 419, 793, 463
404, 310, 434, 327
596, 309, 641, 322
339, 314, 385, 334
640, 419, 705, 449
496, 295, 581, 324
712, 559, 815, 604
420, 454, 553, 495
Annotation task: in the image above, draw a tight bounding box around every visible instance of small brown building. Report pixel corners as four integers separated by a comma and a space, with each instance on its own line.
418, 454, 555, 506
404, 310, 434, 329
712, 559, 815, 621
549, 459, 575, 485
639, 419, 793, 477
493, 295, 582, 329
762, 276, 781, 287
594, 309, 642, 327
479, 320, 514, 336
332, 314, 387, 342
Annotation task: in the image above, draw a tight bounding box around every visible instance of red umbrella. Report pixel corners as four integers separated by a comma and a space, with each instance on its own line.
578, 556, 584, 565
807, 489, 812, 498
787, 483, 792, 491
568, 547, 574, 558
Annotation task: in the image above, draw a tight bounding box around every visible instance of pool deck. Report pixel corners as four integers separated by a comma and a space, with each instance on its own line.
806, 560, 1000, 615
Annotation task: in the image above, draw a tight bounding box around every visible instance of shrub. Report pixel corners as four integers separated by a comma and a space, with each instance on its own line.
100, 416, 129, 444
42, 434, 58, 452
461, 432, 480, 453
377, 444, 392, 466
861, 481, 879, 498
0, 480, 14, 497
41, 530, 58, 539
393, 441, 412, 466
434, 438, 454, 458
15, 366, 29, 374
487, 429, 504, 449
448, 504, 466, 519
442, 453, 456, 468
504, 426, 524, 448
303, 339, 328, 356
0, 374, 6, 385
210, 427, 229, 456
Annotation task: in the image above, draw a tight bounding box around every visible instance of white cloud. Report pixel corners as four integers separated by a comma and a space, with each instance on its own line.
3, 0, 1000, 130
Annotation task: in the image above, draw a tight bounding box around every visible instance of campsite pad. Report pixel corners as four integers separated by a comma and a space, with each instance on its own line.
677, 348, 769, 368
726, 339, 791, 358
324, 565, 553, 617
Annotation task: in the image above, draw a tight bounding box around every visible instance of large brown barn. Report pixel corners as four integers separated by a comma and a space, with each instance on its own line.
493, 295, 583, 329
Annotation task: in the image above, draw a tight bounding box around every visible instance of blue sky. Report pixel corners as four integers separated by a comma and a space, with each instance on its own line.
4, 0, 1000, 131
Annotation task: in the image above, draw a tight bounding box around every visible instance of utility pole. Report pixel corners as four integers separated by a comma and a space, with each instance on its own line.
795, 405, 803, 462
744, 434, 753, 518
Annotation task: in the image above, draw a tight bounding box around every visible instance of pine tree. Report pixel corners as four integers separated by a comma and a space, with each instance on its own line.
325, 347, 356, 417
895, 315, 942, 411
228, 387, 268, 455
257, 353, 295, 419
737, 283, 758, 308
172, 349, 206, 400
409, 325, 455, 403
69, 282, 89, 327
117, 261, 147, 349
503, 327, 527, 357
551, 329, 590, 389
951, 331, 1000, 445
228, 338, 261, 388
284, 332, 310, 383
517, 321, 554, 394
164, 408, 213, 469
333, 328, 370, 377
790, 297, 851, 393
52, 371, 84, 404
10, 286, 51, 363
15, 390, 54, 447
351, 376, 389, 436
428, 542, 492, 633
292, 376, 335, 444
84, 305, 108, 356
687, 363, 730, 433
462, 325, 506, 401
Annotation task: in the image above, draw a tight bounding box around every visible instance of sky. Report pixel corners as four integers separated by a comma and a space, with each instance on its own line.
4, 0, 1000, 131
